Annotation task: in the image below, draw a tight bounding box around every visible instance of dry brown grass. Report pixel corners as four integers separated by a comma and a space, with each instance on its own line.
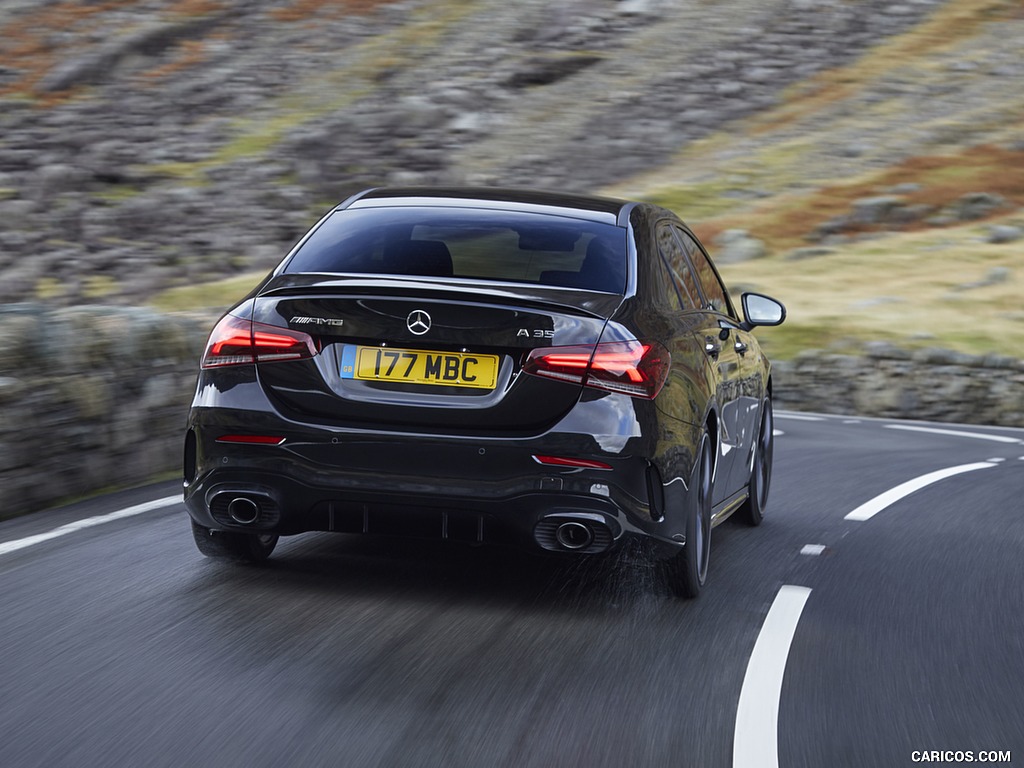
164, 0, 226, 15
692, 144, 1024, 252
140, 38, 211, 82
715, 218, 1024, 359
0, 1, 134, 97
753, 0, 1019, 134
268, 0, 402, 23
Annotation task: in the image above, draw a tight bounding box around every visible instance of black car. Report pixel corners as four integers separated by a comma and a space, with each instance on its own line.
183, 187, 785, 597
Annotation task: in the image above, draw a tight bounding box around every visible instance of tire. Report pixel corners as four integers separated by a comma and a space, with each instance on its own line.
191, 520, 278, 562
738, 398, 773, 527
666, 433, 714, 599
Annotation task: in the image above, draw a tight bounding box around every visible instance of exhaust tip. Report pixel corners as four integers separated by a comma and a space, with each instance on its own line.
555, 521, 594, 551
227, 497, 260, 525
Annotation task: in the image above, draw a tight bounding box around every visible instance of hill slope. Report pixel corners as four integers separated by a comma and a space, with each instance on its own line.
1, 0, 1021, 356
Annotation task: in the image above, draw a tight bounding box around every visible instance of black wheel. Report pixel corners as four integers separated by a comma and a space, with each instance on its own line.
666, 433, 714, 599
191, 520, 278, 562
738, 398, 773, 527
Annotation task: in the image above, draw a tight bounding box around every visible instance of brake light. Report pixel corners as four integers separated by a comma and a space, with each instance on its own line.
523, 340, 670, 399
201, 315, 318, 369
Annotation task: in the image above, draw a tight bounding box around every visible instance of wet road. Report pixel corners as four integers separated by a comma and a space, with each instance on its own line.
1, 413, 1022, 767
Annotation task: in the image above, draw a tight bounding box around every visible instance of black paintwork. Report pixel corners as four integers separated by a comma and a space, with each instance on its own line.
184, 188, 783, 578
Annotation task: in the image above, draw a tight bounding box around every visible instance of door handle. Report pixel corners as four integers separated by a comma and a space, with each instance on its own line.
734, 340, 748, 354
705, 340, 721, 358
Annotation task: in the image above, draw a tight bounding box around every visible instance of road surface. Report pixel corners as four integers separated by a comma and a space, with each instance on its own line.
1, 413, 1021, 767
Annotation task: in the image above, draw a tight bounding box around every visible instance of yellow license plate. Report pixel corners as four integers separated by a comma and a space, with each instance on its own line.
341, 346, 499, 389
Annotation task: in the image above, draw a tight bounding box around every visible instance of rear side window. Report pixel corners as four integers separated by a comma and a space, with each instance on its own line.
674, 230, 735, 318
284, 206, 627, 293
655, 222, 702, 310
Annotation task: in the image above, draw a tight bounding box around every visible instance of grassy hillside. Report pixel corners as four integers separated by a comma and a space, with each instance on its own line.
2, 0, 1020, 361
606, 0, 1024, 359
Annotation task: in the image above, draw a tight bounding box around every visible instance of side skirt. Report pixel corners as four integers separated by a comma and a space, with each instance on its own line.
711, 489, 749, 528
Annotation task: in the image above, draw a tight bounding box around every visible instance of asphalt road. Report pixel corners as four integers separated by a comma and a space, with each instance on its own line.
1, 413, 1022, 768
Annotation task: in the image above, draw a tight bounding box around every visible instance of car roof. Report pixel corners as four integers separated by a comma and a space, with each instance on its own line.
340, 187, 637, 227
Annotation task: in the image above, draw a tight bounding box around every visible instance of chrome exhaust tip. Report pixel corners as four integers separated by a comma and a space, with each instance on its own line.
227, 497, 260, 525
554, 521, 594, 551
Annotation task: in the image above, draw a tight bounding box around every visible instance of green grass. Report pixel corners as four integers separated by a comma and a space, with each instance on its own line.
149, 272, 265, 313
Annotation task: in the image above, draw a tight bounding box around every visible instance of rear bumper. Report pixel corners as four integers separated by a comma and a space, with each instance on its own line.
183, 405, 677, 554
186, 469, 635, 553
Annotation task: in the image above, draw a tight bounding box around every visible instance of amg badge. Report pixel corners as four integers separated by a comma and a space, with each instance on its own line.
290, 316, 345, 326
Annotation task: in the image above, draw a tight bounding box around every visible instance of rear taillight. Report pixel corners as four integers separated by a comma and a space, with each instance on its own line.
523, 340, 670, 399
201, 315, 318, 369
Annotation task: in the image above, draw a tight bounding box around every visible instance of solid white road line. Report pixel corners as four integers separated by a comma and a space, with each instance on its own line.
0, 495, 180, 558
734, 585, 813, 768
844, 463, 996, 522
775, 413, 826, 421
885, 424, 1022, 444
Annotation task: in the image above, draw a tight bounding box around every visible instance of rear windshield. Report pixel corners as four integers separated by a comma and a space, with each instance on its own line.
282, 206, 627, 293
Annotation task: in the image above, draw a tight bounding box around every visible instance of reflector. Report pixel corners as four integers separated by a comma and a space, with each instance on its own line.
216, 435, 286, 445
532, 455, 613, 470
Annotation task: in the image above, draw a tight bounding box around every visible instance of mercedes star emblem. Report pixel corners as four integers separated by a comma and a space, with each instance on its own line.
407, 309, 431, 335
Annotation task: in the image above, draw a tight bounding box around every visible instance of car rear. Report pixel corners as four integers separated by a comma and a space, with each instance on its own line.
184, 191, 671, 554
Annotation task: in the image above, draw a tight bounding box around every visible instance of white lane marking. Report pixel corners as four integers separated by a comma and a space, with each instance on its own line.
800, 544, 826, 556
844, 463, 996, 522
0, 495, 180, 558
885, 424, 1022, 444
987, 458, 1006, 463
734, 585, 813, 768
773, 429, 785, 437
775, 413, 826, 421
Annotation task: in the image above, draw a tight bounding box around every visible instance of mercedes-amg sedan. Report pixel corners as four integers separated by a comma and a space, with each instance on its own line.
183, 187, 785, 597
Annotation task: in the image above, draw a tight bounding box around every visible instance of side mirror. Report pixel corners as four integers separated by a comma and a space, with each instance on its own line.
741, 292, 786, 330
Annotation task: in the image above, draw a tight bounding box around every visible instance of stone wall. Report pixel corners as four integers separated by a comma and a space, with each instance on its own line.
772, 342, 1024, 427
0, 304, 208, 519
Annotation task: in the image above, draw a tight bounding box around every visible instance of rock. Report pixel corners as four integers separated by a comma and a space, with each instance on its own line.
888, 203, 934, 224
851, 195, 904, 224
505, 55, 602, 88
863, 341, 911, 359
713, 229, 767, 263
839, 143, 869, 158
810, 215, 853, 240
885, 183, 922, 195
942, 192, 1008, 222
982, 266, 1011, 285
785, 247, 837, 260
851, 297, 906, 310
715, 229, 751, 246
616, 0, 656, 14
952, 266, 1011, 291
987, 225, 1022, 244
30, 164, 90, 202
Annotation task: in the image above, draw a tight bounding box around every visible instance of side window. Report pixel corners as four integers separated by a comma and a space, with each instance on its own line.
676, 229, 735, 318
652, 253, 683, 311
655, 222, 700, 310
